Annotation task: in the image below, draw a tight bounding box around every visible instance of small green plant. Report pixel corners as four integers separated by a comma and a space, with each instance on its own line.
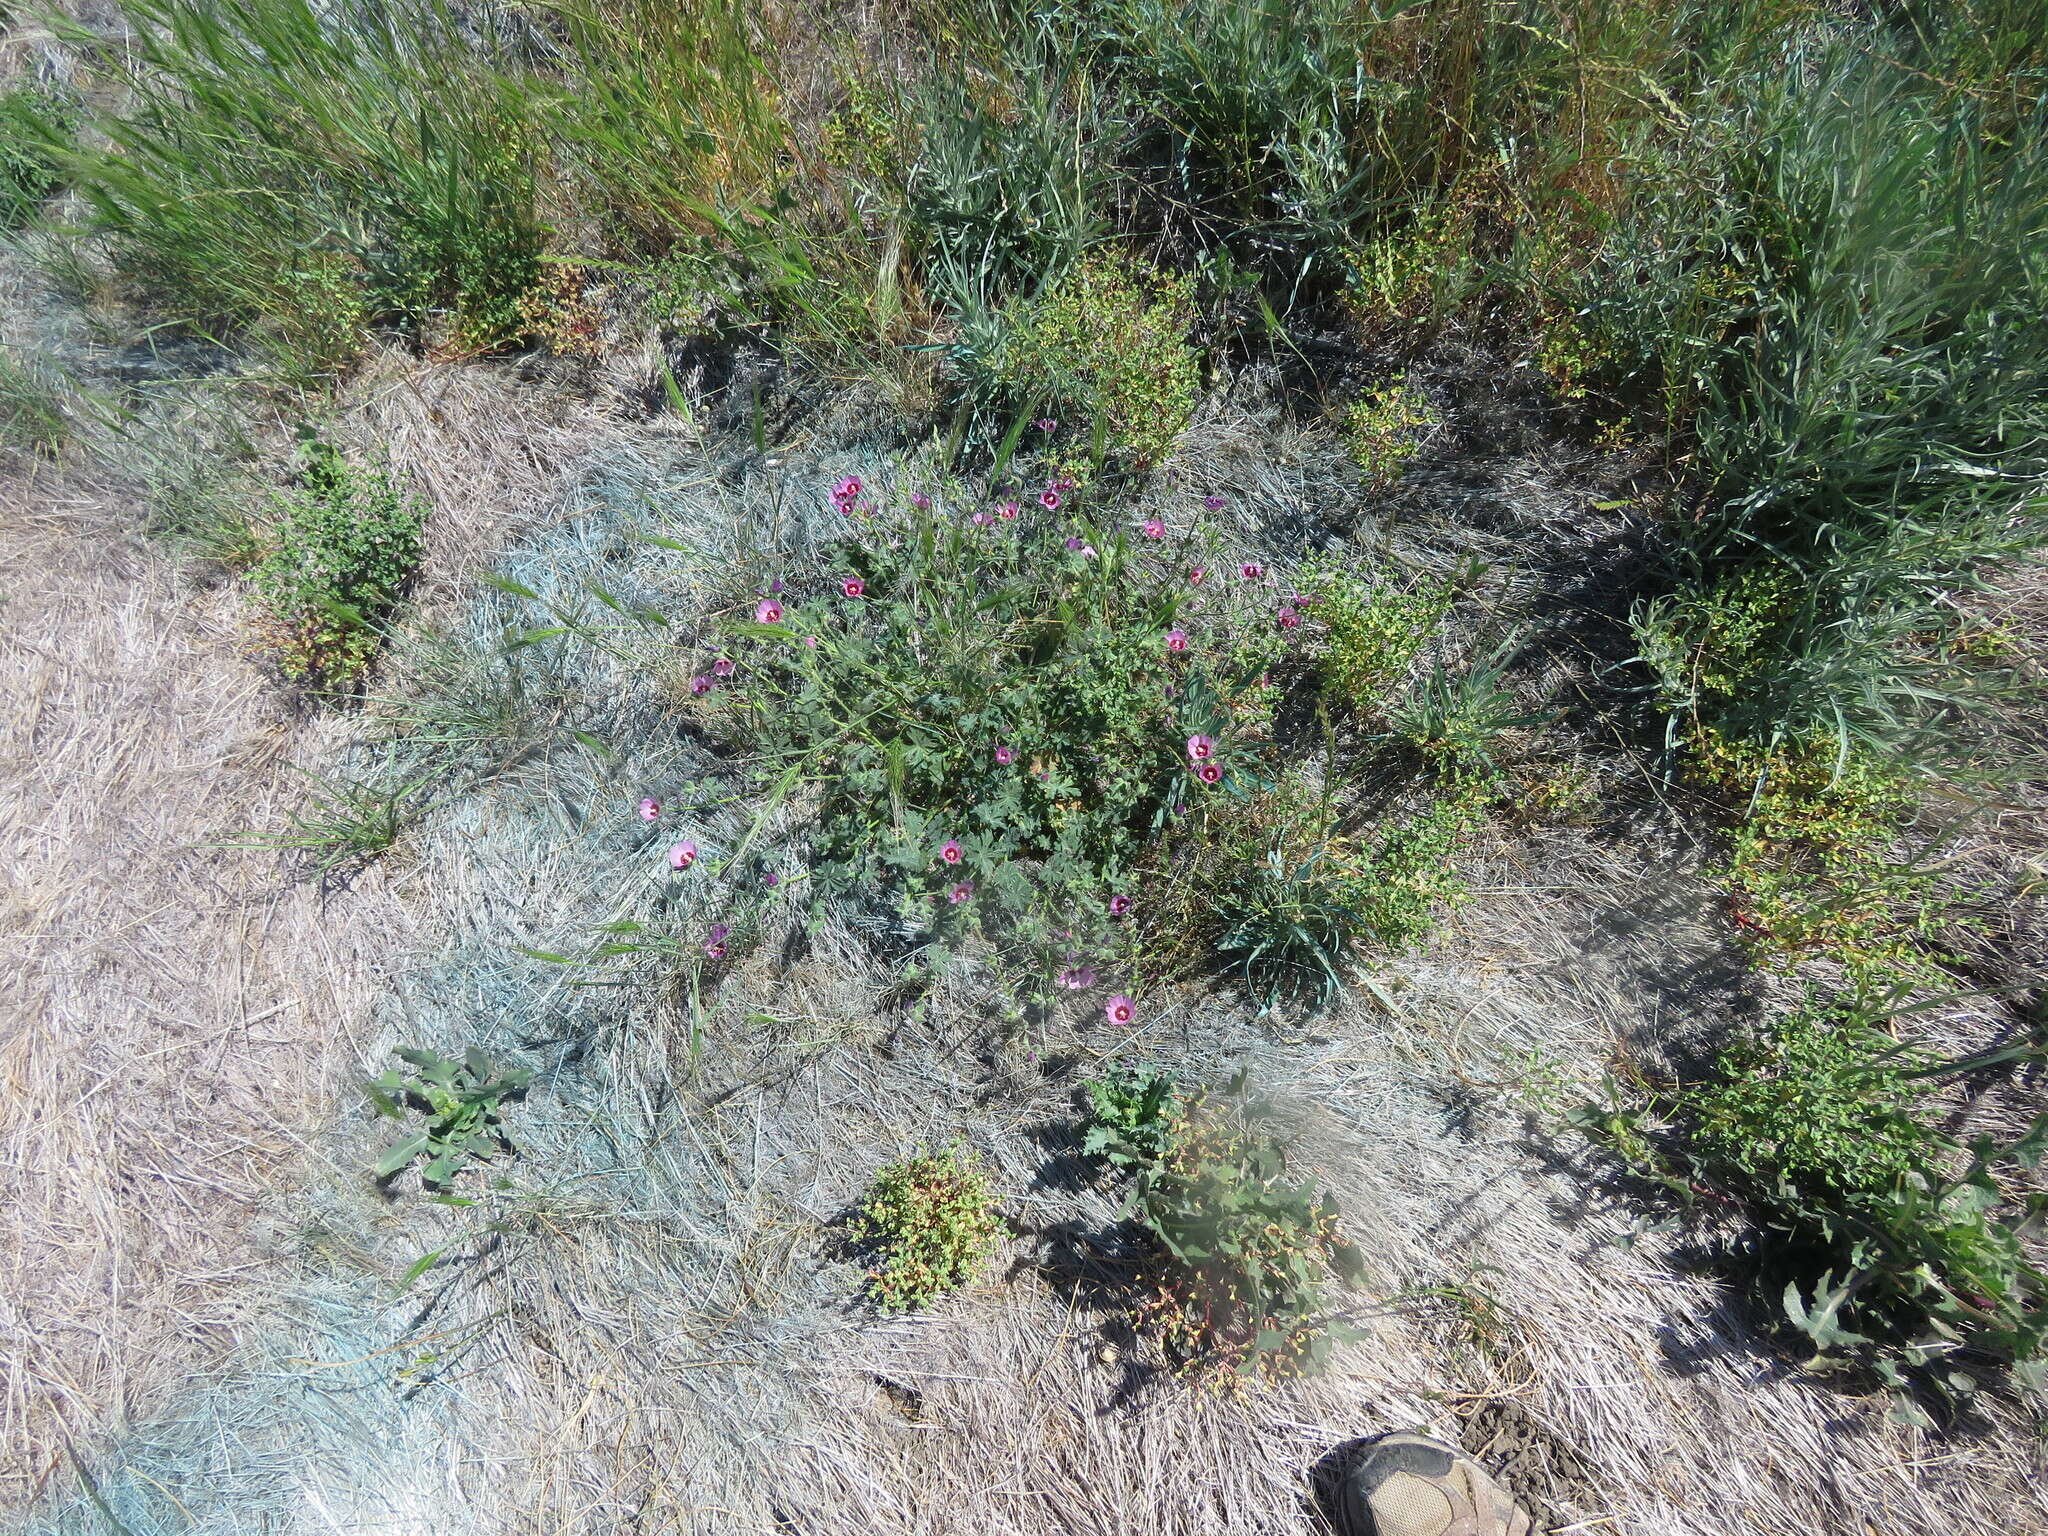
996, 252, 1199, 470
1215, 846, 1372, 1015
250, 442, 428, 691
0, 84, 72, 226
1579, 1002, 2048, 1418
241, 765, 430, 877
851, 1144, 1003, 1313
369, 1046, 534, 1192
1343, 380, 1438, 486
1308, 565, 1454, 712
1088, 1073, 1364, 1378
1387, 642, 1542, 790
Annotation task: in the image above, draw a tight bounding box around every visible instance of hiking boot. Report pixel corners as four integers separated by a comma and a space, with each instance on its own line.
1334, 1431, 1537, 1536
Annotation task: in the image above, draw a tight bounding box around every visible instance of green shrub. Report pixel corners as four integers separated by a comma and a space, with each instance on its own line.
369, 1046, 533, 1192
995, 252, 1200, 471
0, 84, 72, 226
1086, 1072, 1364, 1377
1308, 565, 1453, 712
1343, 379, 1438, 486
851, 1144, 1003, 1312
1580, 1002, 2048, 1417
251, 443, 428, 691
1387, 642, 1543, 792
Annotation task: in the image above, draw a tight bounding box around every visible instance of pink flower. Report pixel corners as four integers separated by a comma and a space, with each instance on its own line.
668, 840, 698, 870
1065, 536, 1085, 552
1277, 607, 1301, 629
1141, 518, 1165, 539
1036, 417, 1058, 432
1108, 893, 1132, 916
1104, 994, 1135, 1026
911, 492, 932, 511
1185, 734, 1216, 763
948, 881, 974, 904
841, 577, 865, 598
690, 676, 714, 695
755, 598, 783, 624
1165, 628, 1189, 653
762, 870, 780, 887
804, 636, 819, 650
998, 500, 1019, 520
704, 922, 729, 958
940, 839, 963, 865
1196, 761, 1223, 784
638, 797, 662, 821
1057, 965, 1097, 990
832, 475, 863, 504
1189, 567, 1206, 585
712, 657, 736, 677
972, 510, 993, 527
1240, 562, 1263, 581
1040, 489, 1061, 510
995, 746, 1015, 765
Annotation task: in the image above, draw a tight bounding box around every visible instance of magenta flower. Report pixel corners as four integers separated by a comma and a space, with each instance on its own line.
704, 922, 729, 958
1104, 994, 1136, 1026
1040, 489, 1061, 510
1165, 628, 1189, 653
972, 510, 993, 527
940, 839, 964, 865
1196, 761, 1223, 784
998, 500, 1019, 520
1108, 893, 1132, 917
1277, 607, 1301, 629
832, 475, 862, 504
1141, 518, 1165, 539
804, 635, 820, 650
995, 746, 1016, 766
762, 870, 780, 887
638, 797, 662, 821
1240, 562, 1263, 581
948, 881, 974, 904
1185, 733, 1216, 763
1065, 535, 1085, 551
1036, 417, 1058, 432
769, 578, 786, 594
911, 491, 932, 511
1057, 965, 1097, 990
755, 598, 783, 623
841, 577, 865, 598
1189, 567, 1206, 585
668, 840, 698, 870
1204, 494, 1225, 512
690, 675, 714, 695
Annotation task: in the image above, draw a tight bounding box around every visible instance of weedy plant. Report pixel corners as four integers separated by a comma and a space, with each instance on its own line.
850, 1143, 1004, 1313
1387, 640, 1544, 792
250, 441, 427, 692
1343, 379, 1438, 487
369, 1046, 534, 1192
0, 83, 73, 227
1307, 564, 1456, 714
239, 763, 431, 877
1085, 1069, 1364, 1378
1579, 1000, 2048, 1419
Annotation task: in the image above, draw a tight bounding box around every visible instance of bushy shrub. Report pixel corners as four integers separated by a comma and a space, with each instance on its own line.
995, 252, 1199, 471
0, 84, 72, 227
1085, 1070, 1364, 1377
251, 442, 428, 691
1307, 565, 1453, 712
851, 1144, 1003, 1312
1343, 379, 1438, 487
1580, 1002, 2048, 1417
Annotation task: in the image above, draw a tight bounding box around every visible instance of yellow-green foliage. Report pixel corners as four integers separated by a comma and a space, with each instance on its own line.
1307, 564, 1453, 711
852, 1145, 1002, 1313
1343, 379, 1438, 486
1000, 252, 1199, 469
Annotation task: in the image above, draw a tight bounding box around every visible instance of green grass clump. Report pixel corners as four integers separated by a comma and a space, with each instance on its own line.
1582, 1002, 2048, 1418
251, 442, 427, 691
852, 1145, 1003, 1312
1084, 1070, 1364, 1378
996, 252, 1199, 471
0, 84, 73, 226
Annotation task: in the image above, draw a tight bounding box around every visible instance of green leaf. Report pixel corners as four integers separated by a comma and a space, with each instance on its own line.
375, 1132, 431, 1179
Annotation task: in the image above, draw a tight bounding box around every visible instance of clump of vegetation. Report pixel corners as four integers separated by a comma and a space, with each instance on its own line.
1343, 380, 1437, 486
996, 252, 1199, 470
250, 442, 428, 691
1308, 566, 1455, 713
1388, 643, 1541, 793
1580, 1002, 2048, 1419
1085, 1069, 1363, 1378
245, 764, 430, 877
0, 83, 73, 226
851, 1144, 1003, 1313
369, 1046, 534, 1192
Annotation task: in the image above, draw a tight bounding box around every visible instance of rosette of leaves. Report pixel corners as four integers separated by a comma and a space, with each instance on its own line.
369, 1046, 533, 1192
